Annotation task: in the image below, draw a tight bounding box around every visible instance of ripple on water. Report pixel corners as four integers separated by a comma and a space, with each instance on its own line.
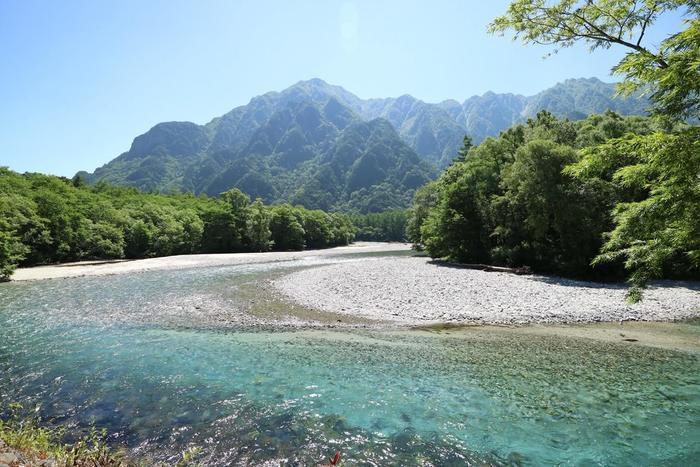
0, 264, 699, 465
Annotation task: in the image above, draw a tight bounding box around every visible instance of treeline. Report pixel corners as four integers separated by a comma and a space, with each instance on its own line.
408, 111, 699, 298
349, 210, 408, 242
457, 0, 699, 301
0, 169, 355, 279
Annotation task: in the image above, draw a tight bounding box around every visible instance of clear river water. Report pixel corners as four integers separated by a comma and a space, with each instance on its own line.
0, 255, 698, 465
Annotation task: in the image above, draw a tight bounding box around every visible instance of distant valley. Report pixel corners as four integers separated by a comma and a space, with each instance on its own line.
79, 77, 647, 212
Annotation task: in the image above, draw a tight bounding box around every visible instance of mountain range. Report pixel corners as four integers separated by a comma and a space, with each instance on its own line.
79, 77, 648, 212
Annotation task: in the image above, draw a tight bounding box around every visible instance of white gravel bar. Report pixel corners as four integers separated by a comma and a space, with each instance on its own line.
275, 256, 700, 324
11, 242, 411, 281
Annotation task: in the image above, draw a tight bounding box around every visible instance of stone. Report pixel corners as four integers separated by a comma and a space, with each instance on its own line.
0, 451, 19, 464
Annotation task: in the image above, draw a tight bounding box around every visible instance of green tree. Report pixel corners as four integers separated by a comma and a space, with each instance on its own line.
200, 205, 240, 253
328, 213, 356, 246
124, 219, 154, 258
492, 140, 610, 274
453, 135, 473, 164
406, 182, 440, 245
0, 168, 357, 273
489, 0, 699, 119
245, 199, 272, 252
567, 127, 700, 299
419, 136, 515, 262
74, 219, 125, 259
300, 209, 333, 248
269, 205, 305, 250
490, 0, 700, 299
351, 210, 408, 242
0, 193, 52, 264
0, 221, 29, 280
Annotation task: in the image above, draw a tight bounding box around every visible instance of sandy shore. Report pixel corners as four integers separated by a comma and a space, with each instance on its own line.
11, 242, 411, 281
275, 256, 700, 325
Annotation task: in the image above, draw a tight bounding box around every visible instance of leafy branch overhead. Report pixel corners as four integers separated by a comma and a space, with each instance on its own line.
489, 0, 700, 119
405, 0, 700, 301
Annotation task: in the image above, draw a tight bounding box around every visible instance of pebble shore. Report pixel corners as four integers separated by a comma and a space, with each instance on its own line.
11, 242, 411, 281
0, 439, 55, 467
275, 257, 700, 324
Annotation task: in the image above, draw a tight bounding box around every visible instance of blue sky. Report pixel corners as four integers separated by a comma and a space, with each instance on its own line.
0, 0, 686, 176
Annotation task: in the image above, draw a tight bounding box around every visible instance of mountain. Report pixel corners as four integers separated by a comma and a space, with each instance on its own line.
83, 92, 436, 213
80, 77, 647, 211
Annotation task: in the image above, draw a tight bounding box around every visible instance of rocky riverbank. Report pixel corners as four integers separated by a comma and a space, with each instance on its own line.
275, 256, 700, 325
0, 439, 55, 467
10, 242, 411, 282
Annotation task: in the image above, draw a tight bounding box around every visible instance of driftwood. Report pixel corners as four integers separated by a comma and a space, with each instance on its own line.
429, 260, 532, 275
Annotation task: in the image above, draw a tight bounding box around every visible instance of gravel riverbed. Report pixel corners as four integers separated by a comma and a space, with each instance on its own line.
11, 242, 410, 281
275, 256, 700, 325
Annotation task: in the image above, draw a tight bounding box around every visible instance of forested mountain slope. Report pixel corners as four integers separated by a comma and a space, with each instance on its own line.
80, 77, 647, 211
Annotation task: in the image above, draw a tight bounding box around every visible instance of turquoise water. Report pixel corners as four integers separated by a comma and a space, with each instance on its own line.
0, 261, 699, 465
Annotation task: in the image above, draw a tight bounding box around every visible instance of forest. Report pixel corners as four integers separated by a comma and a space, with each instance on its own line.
0, 171, 356, 279
408, 0, 699, 300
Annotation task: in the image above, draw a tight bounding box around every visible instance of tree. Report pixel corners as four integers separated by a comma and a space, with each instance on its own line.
74, 219, 125, 259
489, 0, 700, 119
300, 210, 333, 248
567, 127, 700, 300
420, 138, 511, 262
200, 205, 241, 253
490, 0, 700, 298
350, 210, 408, 242
492, 139, 610, 274
124, 219, 153, 258
245, 199, 272, 252
328, 213, 356, 246
454, 135, 473, 163
615, 15, 700, 119
221, 188, 251, 212
269, 205, 305, 250
0, 221, 28, 281
0, 168, 360, 272
406, 182, 440, 245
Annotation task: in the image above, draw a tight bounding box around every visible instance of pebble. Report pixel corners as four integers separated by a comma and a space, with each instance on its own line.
0, 452, 18, 464
275, 257, 700, 324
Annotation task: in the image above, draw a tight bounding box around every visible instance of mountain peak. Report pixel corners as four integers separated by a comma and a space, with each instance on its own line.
84, 77, 647, 211
297, 77, 330, 87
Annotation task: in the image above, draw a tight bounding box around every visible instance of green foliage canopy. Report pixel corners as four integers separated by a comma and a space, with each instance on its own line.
410, 111, 681, 282
567, 127, 700, 295
490, 0, 700, 119
0, 168, 356, 279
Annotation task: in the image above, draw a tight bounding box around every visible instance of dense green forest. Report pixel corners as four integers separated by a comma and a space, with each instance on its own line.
408, 111, 694, 276
0, 170, 355, 279
350, 210, 408, 242
408, 0, 699, 300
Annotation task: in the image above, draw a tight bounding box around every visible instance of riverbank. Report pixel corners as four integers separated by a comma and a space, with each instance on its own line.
10, 242, 411, 281
10, 244, 700, 327
0, 417, 130, 467
274, 256, 700, 325
2, 249, 699, 465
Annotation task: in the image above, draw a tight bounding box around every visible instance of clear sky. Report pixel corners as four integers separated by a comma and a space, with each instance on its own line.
0, 0, 686, 177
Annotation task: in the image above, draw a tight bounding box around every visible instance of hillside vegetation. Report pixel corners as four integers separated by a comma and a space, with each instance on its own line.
79, 78, 647, 212
0, 170, 355, 280
411, 0, 700, 300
